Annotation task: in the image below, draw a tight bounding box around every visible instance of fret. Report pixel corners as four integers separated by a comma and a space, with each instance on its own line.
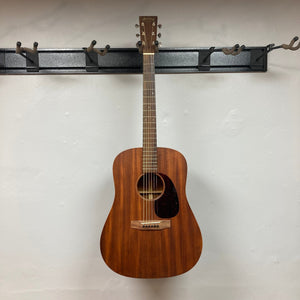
143, 167, 158, 169
143, 159, 158, 161
143, 158, 157, 160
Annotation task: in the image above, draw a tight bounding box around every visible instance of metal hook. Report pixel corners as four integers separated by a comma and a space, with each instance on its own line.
222, 44, 245, 56
256, 36, 300, 62
281, 36, 300, 51
16, 41, 38, 63
16, 41, 38, 54
86, 40, 110, 56
265, 36, 300, 53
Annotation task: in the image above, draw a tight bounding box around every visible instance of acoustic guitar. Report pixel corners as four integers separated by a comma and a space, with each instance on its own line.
100, 16, 202, 278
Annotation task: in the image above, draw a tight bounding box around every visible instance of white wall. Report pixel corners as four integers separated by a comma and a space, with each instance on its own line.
0, 0, 299, 299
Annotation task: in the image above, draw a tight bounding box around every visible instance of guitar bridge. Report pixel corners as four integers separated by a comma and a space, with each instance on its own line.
131, 220, 171, 230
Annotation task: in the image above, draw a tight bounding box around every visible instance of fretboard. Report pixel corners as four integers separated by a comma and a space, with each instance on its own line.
143, 54, 157, 173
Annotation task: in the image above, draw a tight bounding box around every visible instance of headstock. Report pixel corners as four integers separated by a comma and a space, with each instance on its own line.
136, 16, 161, 54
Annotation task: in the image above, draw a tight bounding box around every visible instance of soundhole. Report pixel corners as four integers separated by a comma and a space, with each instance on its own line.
137, 173, 165, 201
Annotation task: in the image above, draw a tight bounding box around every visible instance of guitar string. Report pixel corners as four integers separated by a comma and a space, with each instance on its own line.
149, 55, 151, 222
143, 54, 157, 222
144, 54, 147, 222
143, 55, 147, 221
149, 55, 152, 222
146, 54, 149, 222
150, 54, 153, 222
145, 54, 148, 222
152, 54, 155, 221
142, 54, 144, 222
153, 54, 157, 221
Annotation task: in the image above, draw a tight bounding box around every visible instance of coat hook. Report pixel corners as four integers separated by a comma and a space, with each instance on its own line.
222, 44, 245, 56
256, 36, 300, 62
281, 36, 300, 51
266, 36, 299, 53
86, 40, 110, 56
16, 41, 38, 63
83, 41, 110, 71
16, 41, 38, 54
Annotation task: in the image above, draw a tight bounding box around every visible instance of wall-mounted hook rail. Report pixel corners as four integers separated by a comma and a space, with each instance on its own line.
0, 46, 270, 74
1, 34, 299, 75
15, 41, 39, 72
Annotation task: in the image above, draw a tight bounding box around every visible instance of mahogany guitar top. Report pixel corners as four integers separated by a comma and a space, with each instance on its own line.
100, 147, 202, 278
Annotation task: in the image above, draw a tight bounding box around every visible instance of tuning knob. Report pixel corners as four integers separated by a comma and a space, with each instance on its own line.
158, 33, 162, 38
136, 33, 140, 38
158, 24, 162, 28
135, 24, 139, 28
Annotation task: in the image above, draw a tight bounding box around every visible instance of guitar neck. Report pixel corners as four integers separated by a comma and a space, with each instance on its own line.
143, 53, 157, 173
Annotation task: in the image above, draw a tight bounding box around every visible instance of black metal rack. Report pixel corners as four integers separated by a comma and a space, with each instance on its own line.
0, 37, 299, 75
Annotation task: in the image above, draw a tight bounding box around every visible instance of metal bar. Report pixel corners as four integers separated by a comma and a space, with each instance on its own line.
0, 47, 268, 75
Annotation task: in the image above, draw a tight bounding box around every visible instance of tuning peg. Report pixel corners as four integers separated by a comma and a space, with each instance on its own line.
135, 24, 139, 28
136, 33, 140, 38
158, 24, 162, 29
158, 33, 162, 38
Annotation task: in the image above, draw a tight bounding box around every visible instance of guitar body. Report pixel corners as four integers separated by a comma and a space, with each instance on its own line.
100, 147, 202, 278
